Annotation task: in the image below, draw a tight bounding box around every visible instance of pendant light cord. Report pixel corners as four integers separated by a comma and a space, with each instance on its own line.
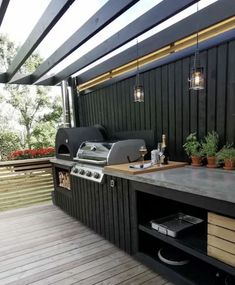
136, 38, 140, 85
194, 1, 200, 68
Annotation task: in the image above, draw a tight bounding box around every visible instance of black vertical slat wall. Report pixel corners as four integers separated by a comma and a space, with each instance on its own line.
78, 39, 235, 161
71, 175, 133, 253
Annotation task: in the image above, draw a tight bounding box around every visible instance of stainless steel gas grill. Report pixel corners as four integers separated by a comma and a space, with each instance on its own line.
71, 139, 145, 183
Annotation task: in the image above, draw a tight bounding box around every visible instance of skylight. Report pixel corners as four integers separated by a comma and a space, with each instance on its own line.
34, 0, 109, 59
71, 0, 218, 78
0, 0, 49, 49
36, 0, 163, 82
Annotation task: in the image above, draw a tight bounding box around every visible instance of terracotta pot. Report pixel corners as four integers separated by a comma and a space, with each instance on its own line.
191, 156, 202, 166
223, 159, 235, 170
206, 156, 217, 168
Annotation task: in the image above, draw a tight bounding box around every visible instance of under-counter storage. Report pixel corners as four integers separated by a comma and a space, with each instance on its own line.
138, 231, 228, 285
131, 182, 235, 285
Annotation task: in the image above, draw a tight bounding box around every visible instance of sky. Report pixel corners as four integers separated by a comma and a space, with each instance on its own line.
0, 0, 218, 78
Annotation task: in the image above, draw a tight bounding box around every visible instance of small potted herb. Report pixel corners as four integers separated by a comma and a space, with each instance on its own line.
201, 131, 219, 168
216, 144, 235, 170
183, 133, 202, 166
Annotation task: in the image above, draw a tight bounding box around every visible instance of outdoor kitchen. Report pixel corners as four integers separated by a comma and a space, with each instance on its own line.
0, 0, 235, 284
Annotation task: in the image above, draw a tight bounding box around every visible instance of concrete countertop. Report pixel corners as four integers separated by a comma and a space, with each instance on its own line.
104, 166, 235, 204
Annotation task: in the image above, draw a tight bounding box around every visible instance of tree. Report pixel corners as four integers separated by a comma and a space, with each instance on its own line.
0, 34, 62, 150
0, 129, 21, 160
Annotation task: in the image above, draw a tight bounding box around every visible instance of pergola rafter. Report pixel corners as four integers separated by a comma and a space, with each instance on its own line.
0, 0, 234, 89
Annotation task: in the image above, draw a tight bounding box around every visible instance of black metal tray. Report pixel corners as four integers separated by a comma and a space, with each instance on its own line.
150, 213, 203, 238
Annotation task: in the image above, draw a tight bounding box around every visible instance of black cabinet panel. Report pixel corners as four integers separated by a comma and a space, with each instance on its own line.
65, 175, 134, 254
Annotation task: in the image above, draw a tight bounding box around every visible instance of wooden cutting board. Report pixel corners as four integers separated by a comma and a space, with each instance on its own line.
104, 161, 187, 175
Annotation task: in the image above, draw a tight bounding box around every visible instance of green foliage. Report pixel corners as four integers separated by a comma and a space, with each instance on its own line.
201, 131, 219, 157
31, 121, 59, 149
0, 130, 21, 160
183, 132, 202, 157
216, 144, 235, 162
0, 33, 62, 151
0, 34, 17, 71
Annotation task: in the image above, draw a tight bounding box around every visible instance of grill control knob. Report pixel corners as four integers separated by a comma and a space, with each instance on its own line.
79, 169, 85, 175
85, 170, 92, 177
93, 172, 100, 179
73, 168, 78, 174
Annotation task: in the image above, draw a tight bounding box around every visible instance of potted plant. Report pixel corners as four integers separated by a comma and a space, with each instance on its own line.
216, 144, 235, 170
201, 131, 219, 168
183, 133, 202, 166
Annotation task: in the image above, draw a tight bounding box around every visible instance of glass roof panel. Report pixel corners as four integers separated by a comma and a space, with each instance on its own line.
34, 0, 109, 59
11, 0, 108, 77
37, 0, 163, 81
0, 0, 50, 70
72, 0, 218, 78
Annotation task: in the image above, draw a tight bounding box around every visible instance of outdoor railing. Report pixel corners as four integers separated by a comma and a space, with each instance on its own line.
0, 158, 53, 212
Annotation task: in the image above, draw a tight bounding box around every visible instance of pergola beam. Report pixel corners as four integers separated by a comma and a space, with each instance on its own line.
0, 0, 10, 27
31, 0, 139, 84
6, 0, 76, 81
76, 0, 235, 85
0, 73, 8, 83
47, 0, 197, 85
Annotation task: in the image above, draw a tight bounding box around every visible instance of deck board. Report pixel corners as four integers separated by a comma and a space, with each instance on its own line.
0, 203, 174, 285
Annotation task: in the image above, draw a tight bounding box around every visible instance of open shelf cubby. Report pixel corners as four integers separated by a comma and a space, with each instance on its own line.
135, 190, 235, 284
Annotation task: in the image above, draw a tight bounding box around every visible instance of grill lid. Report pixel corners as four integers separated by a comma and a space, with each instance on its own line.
74, 141, 113, 165
74, 139, 145, 166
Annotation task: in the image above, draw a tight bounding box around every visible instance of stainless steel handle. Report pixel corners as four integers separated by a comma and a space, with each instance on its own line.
74, 158, 107, 165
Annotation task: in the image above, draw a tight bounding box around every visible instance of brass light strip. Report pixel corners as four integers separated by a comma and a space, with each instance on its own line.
78, 16, 235, 91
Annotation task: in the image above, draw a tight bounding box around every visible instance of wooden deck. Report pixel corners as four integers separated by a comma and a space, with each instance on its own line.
0, 203, 175, 285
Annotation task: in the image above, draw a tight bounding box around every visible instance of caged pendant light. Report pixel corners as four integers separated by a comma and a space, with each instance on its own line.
189, 1, 205, 90
133, 38, 144, 102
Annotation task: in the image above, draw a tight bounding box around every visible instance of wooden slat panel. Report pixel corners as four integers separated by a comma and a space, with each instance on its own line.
112, 177, 120, 248
175, 60, 183, 160
155, 68, 162, 141
103, 181, 110, 240
216, 43, 227, 142
161, 65, 168, 136
168, 62, 176, 160
107, 181, 115, 243
122, 179, 131, 253
98, 182, 105, 237
208, 234, 235, 255
198, 50, 207, 139
207, 47, 217, 132
182, 56, 190, 150
226, 40, 235, 143
208, 224, 235, 243
208, 245, 235, 267
0, 160, 53, 212
117, 178, 125, 250
149, 69, 156, 131
190, 54, 198, 133
144, 72, 151, 130
208, 212, 235, 231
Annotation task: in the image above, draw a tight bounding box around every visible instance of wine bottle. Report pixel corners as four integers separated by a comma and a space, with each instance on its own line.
161, 134, 169, 164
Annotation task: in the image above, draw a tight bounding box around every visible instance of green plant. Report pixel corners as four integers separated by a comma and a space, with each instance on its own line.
183, 133, 202, 157
201, 131, 219, 157
216, 144, 235, 162
0, 130, 21, 161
